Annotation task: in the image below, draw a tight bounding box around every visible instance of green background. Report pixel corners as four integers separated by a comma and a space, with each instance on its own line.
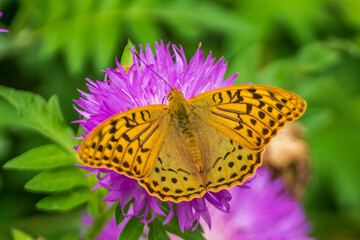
1, 0, 360, 239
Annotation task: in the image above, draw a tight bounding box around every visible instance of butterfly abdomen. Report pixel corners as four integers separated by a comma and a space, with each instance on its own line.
178, 118, 204, 174
169, 89, 204, 174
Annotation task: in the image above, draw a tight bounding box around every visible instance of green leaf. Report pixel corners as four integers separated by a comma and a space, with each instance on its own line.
0, 85, 78, 149
120, 39, 135, 68
115, 201, 131, 226
118, 216, 145, 240
93, 19, 122, 70
0, 99, 17, 127
60, 235, 79, 240
25, 166, 88, 192
295, 42, 341, 74
11, 228, 34, 240
3, 144, 76, 170
36, 187, 90, 211
148, 218, 170, 240
162, 217, 205, 240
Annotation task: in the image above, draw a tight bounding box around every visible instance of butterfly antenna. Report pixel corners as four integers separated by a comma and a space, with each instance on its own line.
161, 96, 167, 104
177, 42, 202, 89
133, 51, 172, 89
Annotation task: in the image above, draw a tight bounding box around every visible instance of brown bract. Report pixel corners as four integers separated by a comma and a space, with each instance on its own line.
263, 123, 310, 198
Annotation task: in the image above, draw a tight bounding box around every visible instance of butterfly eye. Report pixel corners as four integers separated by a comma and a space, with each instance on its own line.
167, 93, 173, 101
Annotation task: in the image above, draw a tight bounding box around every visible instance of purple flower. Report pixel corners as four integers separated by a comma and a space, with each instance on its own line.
0, 12, 9, 33
201, 168, 313, 240
81, 168, 312, 239
74, 41, 238, 231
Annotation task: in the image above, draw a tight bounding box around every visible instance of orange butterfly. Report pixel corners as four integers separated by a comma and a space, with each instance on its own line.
77, 84, 306, 202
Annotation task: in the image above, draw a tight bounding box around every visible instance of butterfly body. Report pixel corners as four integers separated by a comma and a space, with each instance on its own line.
77, 85, 306, 202
169, 88, 205, 177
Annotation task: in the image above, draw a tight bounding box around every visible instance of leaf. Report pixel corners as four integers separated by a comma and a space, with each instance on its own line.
25, 166, 88, 192
92, 18, 122, 70
0, 99, 17, 127
156, 204, 205, 240
295, 42, 341, 74
3, 144, 76, 170
148, 218, 170, 240
120, 39, 135, 67
162, 217, 205, 240
36, 187, 90, 211
0, 85, 78, 149
115, 201, 131, 226
118, 217, 145, 240
151, 1, 257, 37
60, 235, 79, 240
11, 228, 34, 240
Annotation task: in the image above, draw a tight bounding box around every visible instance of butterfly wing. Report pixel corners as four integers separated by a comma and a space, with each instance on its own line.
186, 84, 306, 194
194, 117, 264, 193
138, 111, 265, 202
77, 105, 170, 179
190, 84, 306, 151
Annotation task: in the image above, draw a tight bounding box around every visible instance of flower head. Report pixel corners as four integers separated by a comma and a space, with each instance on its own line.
81, 168, 312, 239
0, 12, 9, 33
74, 41, 238, 231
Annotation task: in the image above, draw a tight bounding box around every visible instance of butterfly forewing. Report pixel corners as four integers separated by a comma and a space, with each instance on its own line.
77, 105, 170, 179
190, 84, 306, 151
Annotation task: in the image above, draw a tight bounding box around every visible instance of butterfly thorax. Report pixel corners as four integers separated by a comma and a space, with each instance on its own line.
168, 88, 190, 117
168, 88, 205, 175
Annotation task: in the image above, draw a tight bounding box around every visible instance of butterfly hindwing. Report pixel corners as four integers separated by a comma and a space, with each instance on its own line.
77, 105, 170, 179
138, 112, 264, 202
190, 84, 306, 151
139, 121, 207, 202
194, 118, 264, 192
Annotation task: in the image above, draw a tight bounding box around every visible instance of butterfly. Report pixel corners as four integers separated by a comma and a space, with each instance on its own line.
77, 84, 306, 202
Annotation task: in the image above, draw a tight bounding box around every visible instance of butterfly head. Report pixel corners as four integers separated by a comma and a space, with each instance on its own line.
167, 88, 184, 102
168, 88, 190, 116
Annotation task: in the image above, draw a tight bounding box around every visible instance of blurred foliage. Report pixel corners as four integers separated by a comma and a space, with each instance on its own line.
1, 0, 360, 239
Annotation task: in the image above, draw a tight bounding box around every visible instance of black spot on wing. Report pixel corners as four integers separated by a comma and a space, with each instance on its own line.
276, 103, 284, 110
246, 104, 252, 114
258, 111, 265, 119
97, 145, 103, 152
250, 119, 257, 126
253, 93, 263, 99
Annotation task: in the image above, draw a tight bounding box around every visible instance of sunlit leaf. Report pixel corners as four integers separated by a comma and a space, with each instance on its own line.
120, 39, 135, 67
3, 144, 76, 170
0, 86, 78, 149
11, 228, 34, 240
25, 166, 87, 192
